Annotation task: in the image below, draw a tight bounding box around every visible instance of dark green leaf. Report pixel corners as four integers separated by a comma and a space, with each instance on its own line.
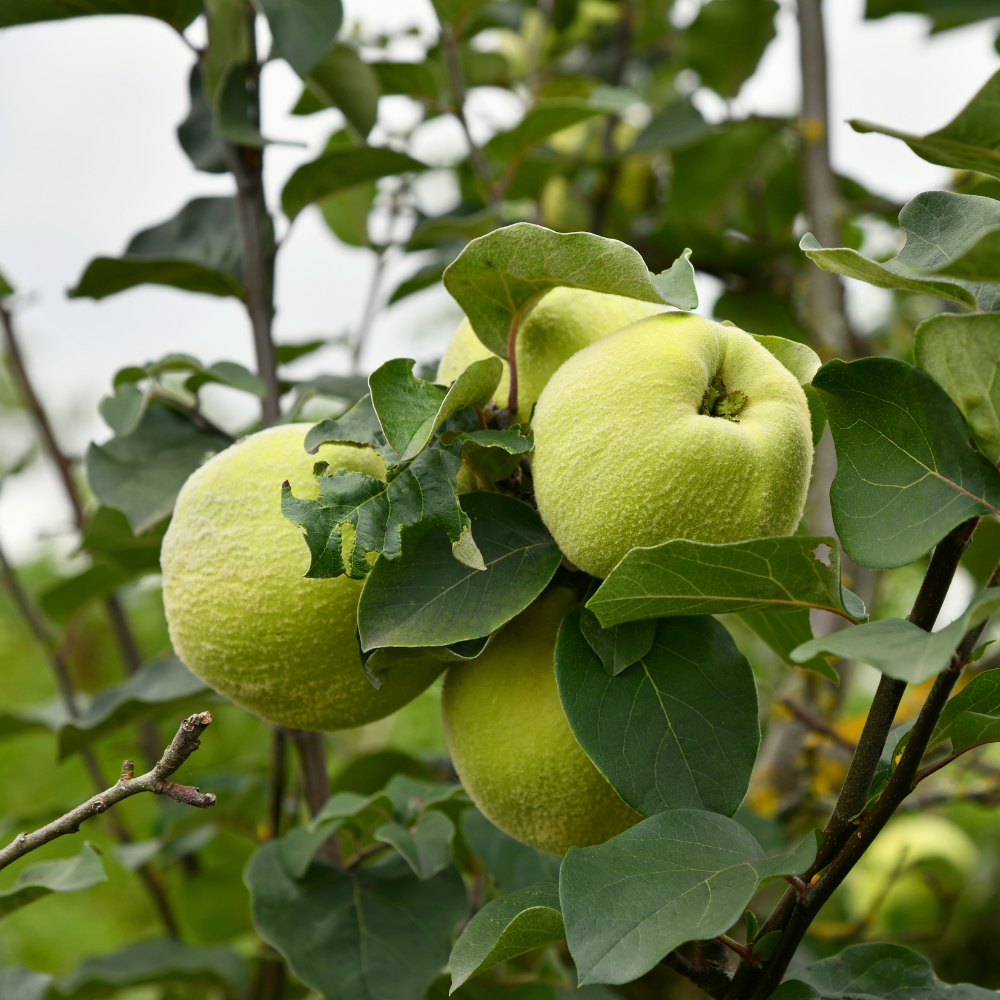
274, 339, 327, 365
246, 843, 467, 1000
926, 664, 1000, 754
332, 751, 434, 796
357, 492, 562, 650
851, 68, 1000, 179
203, 0, 249, 107
791, 587, 1000, 684
650, 248, 698, 311
55, 938, 248, 999
259, 0, 343, 77
301, 44, 380, 137
388, 258, 452, 304
683, 0, 778, 98
449, 881, 564, 992
283, 147, 427, 221
375, 811, 455, 879
483, 99, 604, 164
560, 811, 818, 985
632, 100, 711, 152
770, 983, 820, 1000
371, 60, 439, 100
0, 968, 51, 1000
812, 357, 1000, 568
0, 844, 106, 918
0, 0, 200, 29
789, 941, 996, 1000
461, 809, 561, 892
737, 609, 840, 684
284, 411, 485, 579
556, 609, 759, 817
177, 63, 228, 174
40, 562, 131, 623
442, 223, 670, 358
407, 209, 499, 251
752, 930, 782, 961
305, 393, 397, 463
915, 312, 1000, 462
71, 198, 248, 300
368, 357, 502, 462
214, 65, 268, 148
588, 536, 862, 627
86, 403, 232, 533
804, 384, 828, 447
579, 608, 655, 676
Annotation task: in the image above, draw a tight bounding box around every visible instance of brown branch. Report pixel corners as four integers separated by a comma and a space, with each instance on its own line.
664, 949, 732, 1000
281, 728, 329, 818
0, 713, 215, 872
778, 696, 856, 752
221, 3, 280, 426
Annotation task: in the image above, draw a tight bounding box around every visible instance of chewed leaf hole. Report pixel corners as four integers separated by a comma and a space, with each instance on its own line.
807, 543, 833, 567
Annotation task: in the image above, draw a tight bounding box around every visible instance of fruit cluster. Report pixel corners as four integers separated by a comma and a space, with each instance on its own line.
161, 290, 812, 854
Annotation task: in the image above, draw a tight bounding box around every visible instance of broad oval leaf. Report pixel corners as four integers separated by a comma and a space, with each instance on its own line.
579, 609, 656, 676
791, 587, 1000, 684
302, 44, 379, 137
812, 357, 1000, 568
556, 609, 759, 818
448, 881, 564, 992
789, 942, 997, 1000
357, 492, 561, 650
587, 536, 862, 627
560, 810, 818, 986
442, 223, 673, 358
915, 312, 1000, 463
927, 669, 1000, 755
0, 0, 201, 30
245, 842, 467, 1000
258, 0, 343, 78
0, 844, 106, 918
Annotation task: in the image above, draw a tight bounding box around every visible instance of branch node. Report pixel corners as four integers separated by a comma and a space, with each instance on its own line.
91, 796, 108, 814
121, 759, 134, 781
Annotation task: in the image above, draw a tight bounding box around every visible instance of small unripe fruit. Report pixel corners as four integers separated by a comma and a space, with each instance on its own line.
532, 313, 813, 578
442, 589, 641, 855
162, 424, 443, 731
436, 287, 666, 423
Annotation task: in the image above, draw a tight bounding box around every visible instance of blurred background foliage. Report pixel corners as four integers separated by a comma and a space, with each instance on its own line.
6, 0, 1000, 997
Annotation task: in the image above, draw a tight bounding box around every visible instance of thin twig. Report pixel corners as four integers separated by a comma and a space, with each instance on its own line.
0, 713, 215, 872
439, 24, 492, 189
778, 696, 856, 753
351, 248, 390, 374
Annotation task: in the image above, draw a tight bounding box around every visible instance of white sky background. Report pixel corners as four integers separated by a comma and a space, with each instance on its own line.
0, 0, 998, 561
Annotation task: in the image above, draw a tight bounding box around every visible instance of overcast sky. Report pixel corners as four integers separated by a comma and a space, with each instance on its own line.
1, 0, 998, 561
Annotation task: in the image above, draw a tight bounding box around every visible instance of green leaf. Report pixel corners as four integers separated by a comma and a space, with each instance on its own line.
461, 809, 561, 892
0, 968, 51, 1000
203, 0, 248, 106
443, 223, 674, 358
556, 609, 759, 818
483, 99, 604, 164
0, 268, 14, 297
789, 941, 997, 1000
449, 881, 564, 992
587, 536, 862, 627
214, 65, 270, 148
283, 411, 485, 579
246, 843, 467, 1000
305, 393, 397, 463
301, 45, 380, 137
86, 403, 232, 533
579, 608, 655, 676
407, 209, 500, 251
177, 63, 228, 174
812, 357, 1000, 569
560, 810, 818, 985
682, 0, 778, 99
791, 587, 1000, 684
738, 608, 841, 684
356, 492, 562, 650
804, 384, 828, 447
752, 930, 782, 962
375, 811, 455, 879
388, 258, 452, 304
915, 312, 1000, 463
632, 100, 711, 153
55, 938, 248, 999
923, 667, 1000, 754
70, 198, 249, 300
850, 68, 1000, 180
650, 248, 698, 311
371, 60, 439, 100
259, 0, 343, 78
0, 0, 200, 29
321, 180, 376, 247
770, 983, 820, 1000
368, 357, 502, 462
0, 844, 106, 918
39, 562, 130, 623
752, 335, 821, 385
282, 147, 427, 221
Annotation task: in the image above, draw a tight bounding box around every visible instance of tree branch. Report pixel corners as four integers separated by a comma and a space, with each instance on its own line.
663, 948, 732, 1000
439, 24, 493, 190
778, 696, 856, 753
0, 713, 215, 872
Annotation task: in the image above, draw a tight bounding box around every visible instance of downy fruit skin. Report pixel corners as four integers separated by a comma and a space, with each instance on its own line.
442, 588, 641, 855
436, 286, 666, 423
532, 313, 813, 579
162, 424, 444, 731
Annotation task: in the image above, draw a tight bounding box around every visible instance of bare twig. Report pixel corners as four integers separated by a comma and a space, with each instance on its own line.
0, 713, 215, 872
281, 728, 329, 818
439, 24, 492, 189
778, 696, 856, 753
351, 248, 390, 374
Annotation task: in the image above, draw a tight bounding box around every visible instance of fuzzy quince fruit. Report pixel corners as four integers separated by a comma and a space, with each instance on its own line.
531, 313, 813, 578
437, 286, 666, 423
161, 424, 443, 731
442, 588, 641, 855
